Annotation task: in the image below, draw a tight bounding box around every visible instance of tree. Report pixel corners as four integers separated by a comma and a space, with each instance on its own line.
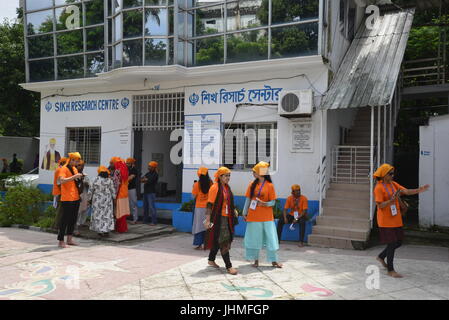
0, 15, 40, 137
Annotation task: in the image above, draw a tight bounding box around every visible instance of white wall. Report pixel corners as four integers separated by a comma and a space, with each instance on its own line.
419, 115, 449, 228
38, 91, 133, 185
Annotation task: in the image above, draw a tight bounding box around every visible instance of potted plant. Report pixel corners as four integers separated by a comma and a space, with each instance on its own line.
172, 199, 194, 233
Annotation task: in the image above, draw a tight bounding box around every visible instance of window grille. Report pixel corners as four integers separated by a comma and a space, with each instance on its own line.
133, 93, 184, 130
223, 122, 277, 171
65, 127, 101, 165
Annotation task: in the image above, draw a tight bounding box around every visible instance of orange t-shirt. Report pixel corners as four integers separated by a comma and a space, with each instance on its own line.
207, 182, 230, 217
284, 195, 308, 217
192, 182, 209, 208
58, 166, 80, 202
52, 167, 62, 196
374, 181, 406, 228
245, 181, 276, 222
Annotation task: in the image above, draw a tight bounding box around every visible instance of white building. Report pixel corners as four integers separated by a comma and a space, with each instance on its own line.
21, 0, 415, 249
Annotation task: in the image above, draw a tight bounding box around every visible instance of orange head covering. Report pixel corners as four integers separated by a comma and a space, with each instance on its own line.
197, 167, 208, 177
59, 157, 68, 165
126, 158, 136, 164
65, 152, 81, 165
214, 167, 231, 182
78, 159, 85, 166
97, 165, 110, 175
110, 157, 121, 164
373, 163, 394, 179
148, 161, 158, 168
252, 161, 270, 176
291, 184, 301, 191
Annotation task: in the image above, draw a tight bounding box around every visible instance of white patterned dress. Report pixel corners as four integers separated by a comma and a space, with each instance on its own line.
88, 176, 116, 233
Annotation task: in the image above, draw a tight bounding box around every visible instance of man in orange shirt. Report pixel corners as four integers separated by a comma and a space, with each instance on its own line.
52, 157, 67, 229
191, 167, 212, 249
374, 163, 429, 278
57, 152, 83, 248
277, 184, 308, 247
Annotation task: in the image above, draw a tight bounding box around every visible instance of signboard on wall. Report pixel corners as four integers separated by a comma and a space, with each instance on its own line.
291, 119, 313, 153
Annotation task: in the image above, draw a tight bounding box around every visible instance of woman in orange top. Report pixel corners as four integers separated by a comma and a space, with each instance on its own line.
191, 167, 212, 250
243, 162, 282, 268
57, 152, 83, 248
374, 163, 429, 278
111, 157, 130, 233
203, 167, 238, 275
52, 157, 67, 229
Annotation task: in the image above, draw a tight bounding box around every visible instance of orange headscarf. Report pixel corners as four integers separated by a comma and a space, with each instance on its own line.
197, 167, 208, 177
291, 184, 301, 191
252, 161, 270, 176
59, 157, 68, 165
373, 163, 394, 179
148, 161, 158, 168
65, 152, 81, 165
97, 165, 110, 175
110, 157, 121, 164
214, 167, 231, 182
126, 158, 136, 164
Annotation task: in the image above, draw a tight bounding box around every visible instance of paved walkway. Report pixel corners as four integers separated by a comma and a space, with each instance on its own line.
0, 227, 448, 300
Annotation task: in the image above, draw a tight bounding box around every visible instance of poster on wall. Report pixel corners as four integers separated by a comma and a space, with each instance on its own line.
152, 153, 164, 178
184, 113, 222, 170
291, 119, 313, 153
41, 137, 62, 171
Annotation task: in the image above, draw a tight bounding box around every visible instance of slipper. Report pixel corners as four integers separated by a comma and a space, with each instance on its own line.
208, 261, 220, 268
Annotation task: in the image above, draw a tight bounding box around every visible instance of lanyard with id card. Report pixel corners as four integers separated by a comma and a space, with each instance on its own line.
293, 197, 300, 219
223, 186, 229, 215
383, 183, 398, 216
250, 181, 266, 211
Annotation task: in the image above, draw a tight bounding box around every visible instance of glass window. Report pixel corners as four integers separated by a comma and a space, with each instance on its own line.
271, 0, 319, 25
29, 59, 54, 82
28, 35, 54, 59
26, 10, 53, 35
26, 0, 53, 11
168, 7, 174, 35
123, 9, 143, 38
168, 38, 174, 64
55, 0, 81, 6
145, 8, 167, 36
86, 53, 105, 76
57, 29, 84, 55
113, 42, 123, 67
86, 26, 105, 51
65, 127, 101, 165
55, 5, 83, 31
123, 39, 143, 66
145, 38, 167, 65
193, 5, 224, 37
108, 46, 114, 68
108, 19, 113, 43
124, 0, 143, 8
145, 0, 167, 5
58, 55, 84, 79
226, 0, 267, 32
194, 35, 223, 66
226, 29, 268, 64
271, 22, 318, 59
86, 0, 105, 26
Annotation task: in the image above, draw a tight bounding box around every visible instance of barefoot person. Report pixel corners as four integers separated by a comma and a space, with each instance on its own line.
243, 162, 282, 268
88, 166, 116, 237
52, 157, 67, 230
141, 161, 159, 225
374, 163, 430, 278
191, 167, 212, 250
277, 184, 308, 247
204, 167, 238, 275
74, 160, 90, 236
112, 158, 130, 233
57, 152, 83, 248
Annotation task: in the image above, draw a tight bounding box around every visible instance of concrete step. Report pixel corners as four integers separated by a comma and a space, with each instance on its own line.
316, 215, 371, 229
312, 225, 369, 241
322, 206, 370, 218
323, 198, 369, 210
308, 234, 356, 249
328, 183, 371, 192
326, 189, 370, 201
330, 178, 370, 184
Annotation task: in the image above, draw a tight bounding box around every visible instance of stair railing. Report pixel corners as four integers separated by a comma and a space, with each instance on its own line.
317, 155, 327, 216
331, 145, 371, 184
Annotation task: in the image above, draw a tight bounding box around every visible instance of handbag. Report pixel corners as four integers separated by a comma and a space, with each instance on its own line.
398, 196, 409, 216
233, 208, 239, 226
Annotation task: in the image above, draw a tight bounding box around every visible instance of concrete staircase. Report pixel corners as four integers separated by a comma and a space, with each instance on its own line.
308, 108, 373, 250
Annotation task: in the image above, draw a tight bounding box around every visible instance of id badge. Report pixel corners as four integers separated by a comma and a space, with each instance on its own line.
390, 205, 398, 216
250, 200, 258, 210
294, 211, 299, 219
225, 205, 229, 215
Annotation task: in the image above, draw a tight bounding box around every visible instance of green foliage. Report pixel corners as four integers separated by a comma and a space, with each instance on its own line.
273, 199, 283, 219
33, 206, 56, 229
0, 19, 40, 136
180, 199, 195, 212
0, 185, 47, 226
0, 173, 21, 191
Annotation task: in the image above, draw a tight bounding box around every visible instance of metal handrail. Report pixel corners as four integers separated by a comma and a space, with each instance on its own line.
331, 146, 371, 184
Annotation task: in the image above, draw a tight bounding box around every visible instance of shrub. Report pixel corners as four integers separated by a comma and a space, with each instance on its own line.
0, 185, 46, 226
180, 200, 195, 212
33, 216, 56, 229
0, 173, 20, 191
273, 199, 283, 219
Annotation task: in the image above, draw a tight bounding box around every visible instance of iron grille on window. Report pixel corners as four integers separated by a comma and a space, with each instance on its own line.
223, 122, 277, 171
65, 127, 101, 165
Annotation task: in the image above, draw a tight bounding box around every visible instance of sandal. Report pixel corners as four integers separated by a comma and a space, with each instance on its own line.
272, 262, 283, 268
227, 267, 238, 275
208, 261, 220, 268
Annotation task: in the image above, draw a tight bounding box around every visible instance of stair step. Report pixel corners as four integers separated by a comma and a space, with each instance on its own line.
324, 198, 369, 209
312, 225, 369, 241
308, 234, 359, 249
323, 206, 370, 218
326, 189, 370, 201
330, 178, 370, 184
328, 183, 371, 191
316, 215, 371, 229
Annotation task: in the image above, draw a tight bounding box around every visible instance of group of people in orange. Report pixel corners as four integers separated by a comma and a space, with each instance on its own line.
51, 152, 159, 248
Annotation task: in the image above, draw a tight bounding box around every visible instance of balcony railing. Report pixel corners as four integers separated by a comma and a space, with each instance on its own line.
402, 57, 447, 87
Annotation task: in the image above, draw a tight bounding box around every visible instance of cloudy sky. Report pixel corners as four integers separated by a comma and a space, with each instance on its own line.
0, 0, 20, 23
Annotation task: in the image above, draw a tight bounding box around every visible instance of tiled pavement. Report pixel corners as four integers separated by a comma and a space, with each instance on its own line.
0, 227, 448, 300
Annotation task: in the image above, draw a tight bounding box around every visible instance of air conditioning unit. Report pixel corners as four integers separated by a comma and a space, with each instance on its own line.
278, 89, 314, 118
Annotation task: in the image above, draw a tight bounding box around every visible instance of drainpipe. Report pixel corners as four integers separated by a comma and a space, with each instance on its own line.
370, 106, 374, 228
319, 108, 324, 216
